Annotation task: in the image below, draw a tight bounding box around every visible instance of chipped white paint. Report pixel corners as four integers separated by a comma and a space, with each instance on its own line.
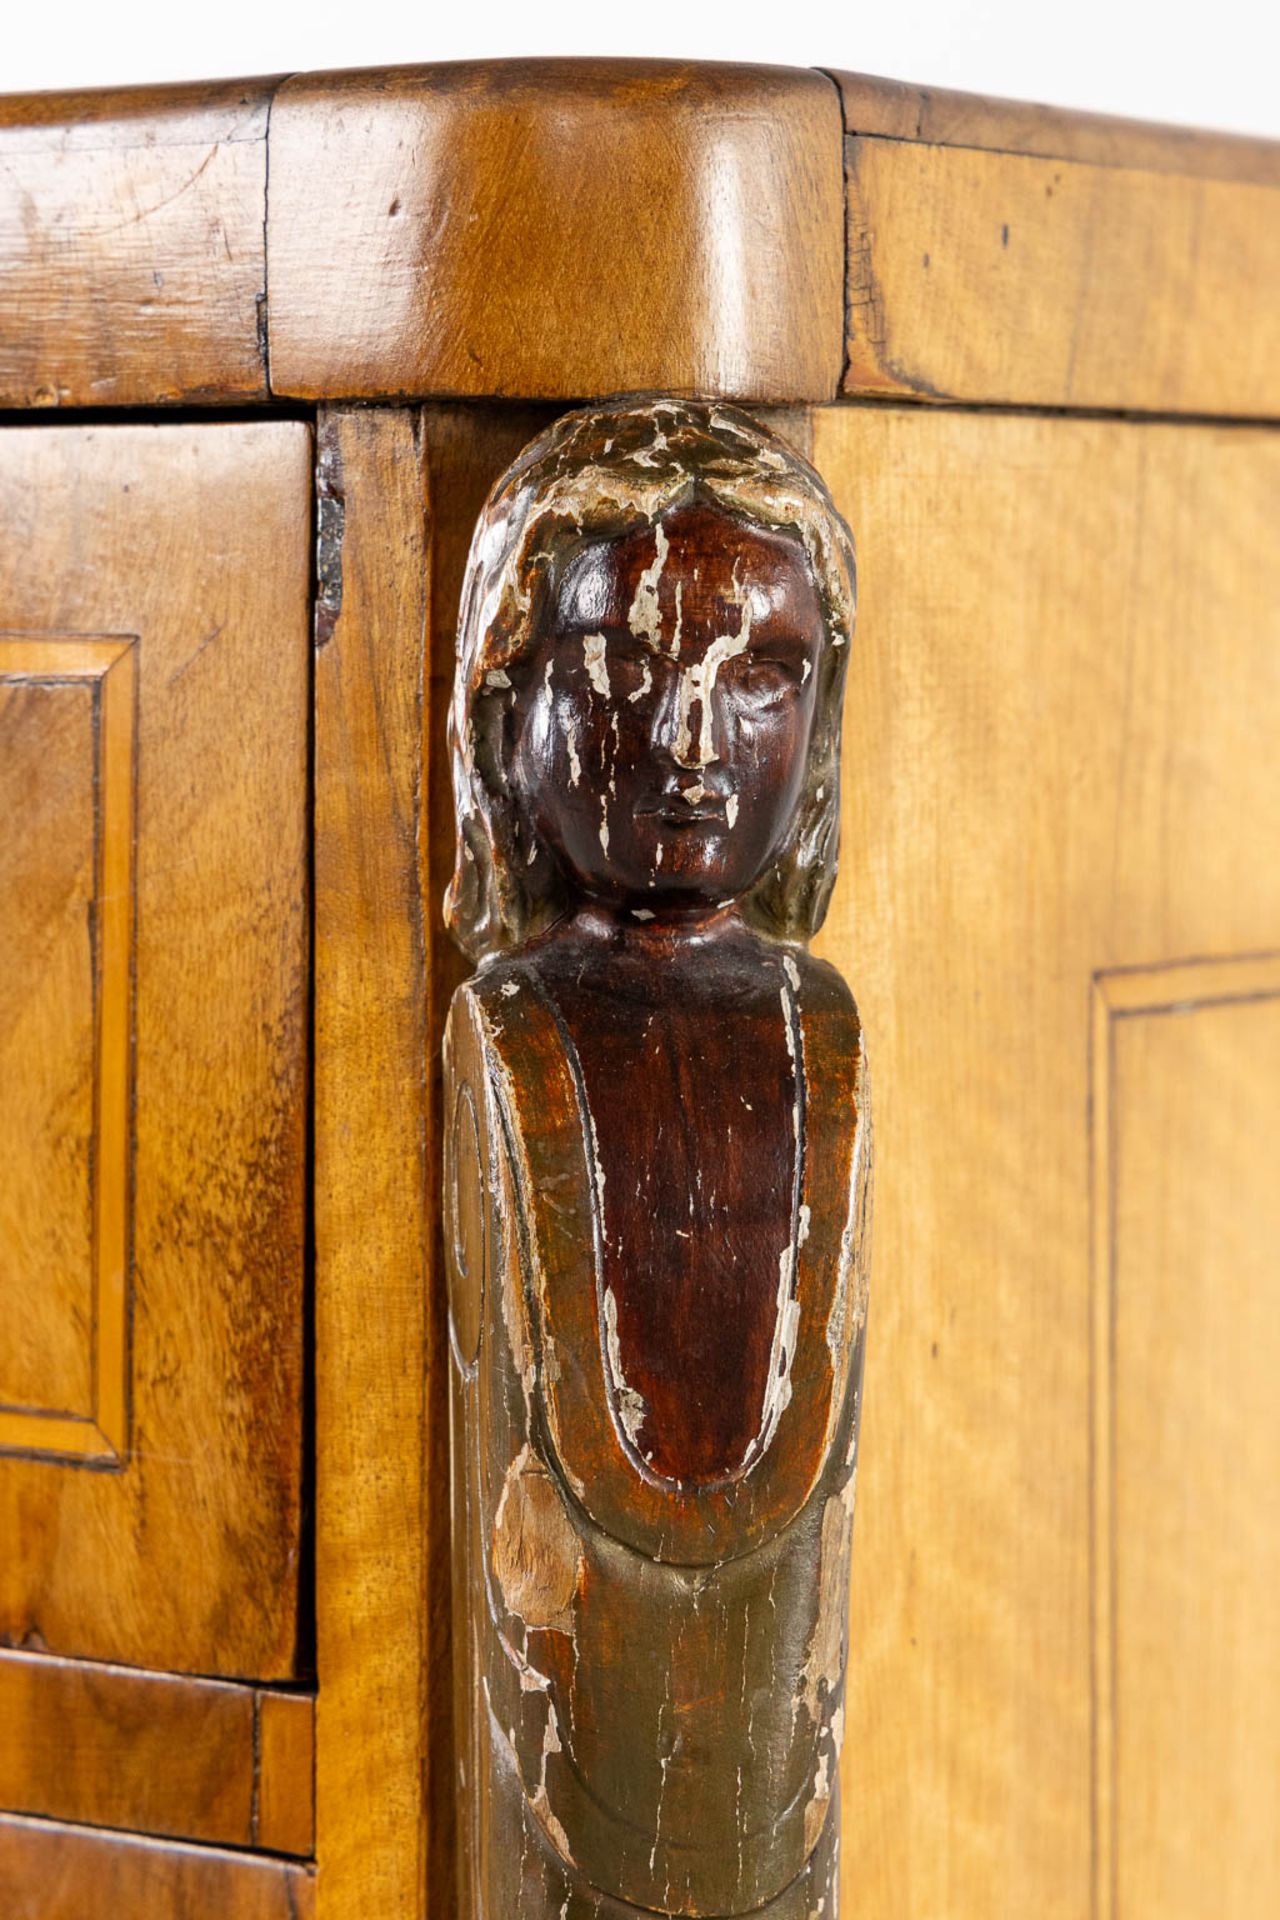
602, 1285, 647, 1448
631, 908, 655, 921
755, 1243, 803, 1458
827, 1079, 871, 1390
799, 1202, 812, 1247
650, 1665, 674, 1882
485, 667, 512, 689
672, 614, 751, 767
581, 1090, 608, 1246
628, 521, 669, 650
628, 656, 653, 705
814, 1746, 831, 1801
500, 980, 519, 999
565, 714, 581, 787
528, 1701, 576, 1867
583, 631, 610, 697
680, 780, 708, 805
783, 954, 801, 990
494, 1620, 552, 1694
726, 793, 739, 827
800, 1476, 857, 1723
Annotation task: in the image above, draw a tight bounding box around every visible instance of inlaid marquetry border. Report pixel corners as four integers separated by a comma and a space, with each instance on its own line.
1089, 950, 1280, 1920
0, 635, 137, 1464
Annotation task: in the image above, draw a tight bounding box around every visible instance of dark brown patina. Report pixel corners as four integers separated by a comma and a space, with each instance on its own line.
443, 398, 869, 1919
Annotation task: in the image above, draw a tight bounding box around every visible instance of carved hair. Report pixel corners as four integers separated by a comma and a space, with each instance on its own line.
446, 398, 857, 961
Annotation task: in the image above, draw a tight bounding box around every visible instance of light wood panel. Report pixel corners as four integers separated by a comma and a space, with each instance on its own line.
0, 81, 273, 409
0, 1817, 314, 1919
313, 407, 435, 1920
840, 135, 1280, 416
1093, 957, 1280, 1920
810, 403, 1280, 1919
0, 1649, 313, 1854
0, 423, 309, 1679
268, 61, 844, 403
830, 69, 1280, 184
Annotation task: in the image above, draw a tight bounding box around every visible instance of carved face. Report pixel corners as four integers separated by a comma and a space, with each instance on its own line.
509, 503, 824, 911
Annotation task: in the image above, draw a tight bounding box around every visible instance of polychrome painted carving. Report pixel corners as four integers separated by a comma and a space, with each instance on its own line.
444, 398, 870, 1917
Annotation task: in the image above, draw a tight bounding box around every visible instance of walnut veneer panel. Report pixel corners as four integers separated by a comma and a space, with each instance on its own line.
0, 675, 98, 1422
0, 1817, 314, 1919
810, 404, 1280, 1919
0, 423, 309, 1679
0, 81, 273, 408
839, 129, 1280, 415
268, 61, 845, 403
0, 640, 134, 1459
0, 1649, 314, 1854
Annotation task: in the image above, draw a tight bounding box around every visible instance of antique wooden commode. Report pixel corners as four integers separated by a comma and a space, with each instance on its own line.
1, 57, 1278, 1920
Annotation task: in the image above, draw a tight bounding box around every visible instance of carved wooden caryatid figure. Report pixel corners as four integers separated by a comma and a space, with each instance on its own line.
443, 399, 870, 1918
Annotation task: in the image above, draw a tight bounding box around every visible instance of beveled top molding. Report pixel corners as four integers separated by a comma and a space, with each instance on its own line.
2, 58, 1278, 415
267, 61, 845, 404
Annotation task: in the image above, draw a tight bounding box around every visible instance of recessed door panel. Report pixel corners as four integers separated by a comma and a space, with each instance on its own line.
0, 423, 310, 1680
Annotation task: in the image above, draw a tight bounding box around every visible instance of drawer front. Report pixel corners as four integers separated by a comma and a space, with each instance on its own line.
0, 422, 310, 1681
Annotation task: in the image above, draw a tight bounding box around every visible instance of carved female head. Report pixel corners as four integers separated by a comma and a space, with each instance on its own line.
446, 399, 856, 962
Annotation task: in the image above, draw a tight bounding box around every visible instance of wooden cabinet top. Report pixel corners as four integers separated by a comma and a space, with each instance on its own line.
2, 58, 1277, 414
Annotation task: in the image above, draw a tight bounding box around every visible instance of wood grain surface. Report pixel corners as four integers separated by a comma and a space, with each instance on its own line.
312, 408, 436, 1920
267, 61, 845, 403
840, 132, 1280, 415
3, 60, 1279, 416
0, 638, 134, 1460
1092, 956, 1280, 1920
313, 403, 552, 1920
256, 1689, 316, 1858
830, 68, 1280, 184
0, 80, 274, 408
0, 1817, 314, 1920
810, 402, 1280, 1920
0, 1649, 313, 1854
0, 669, 99, 1428
0, 423, 310, 1679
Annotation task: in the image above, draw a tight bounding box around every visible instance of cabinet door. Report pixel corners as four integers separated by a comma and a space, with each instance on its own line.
811, 406, 1280, 1920
0, 423, 310, 1682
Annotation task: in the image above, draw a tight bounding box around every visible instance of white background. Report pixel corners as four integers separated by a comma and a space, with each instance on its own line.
6, 0, 1279, 139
